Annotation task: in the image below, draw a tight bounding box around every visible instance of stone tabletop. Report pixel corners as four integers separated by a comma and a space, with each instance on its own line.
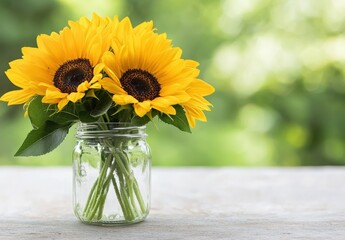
0, 167, 344, 240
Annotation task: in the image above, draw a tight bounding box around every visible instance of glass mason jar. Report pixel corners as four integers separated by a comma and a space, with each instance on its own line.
73, 122, 151, 225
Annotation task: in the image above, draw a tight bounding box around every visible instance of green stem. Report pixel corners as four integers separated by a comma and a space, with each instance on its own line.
83, 153, 111, 217
80, 122, 147, 222
96, 176, 112, 220
116, 151, 147, 214
82, 176, 98, 213
118, 166, 135, 220
114, 151, 140, 217
119, 152, 140, 216
87, 155, 118, 219
111, 176, 129, 218
128, 181, 139, 216
133, 179, 147, 214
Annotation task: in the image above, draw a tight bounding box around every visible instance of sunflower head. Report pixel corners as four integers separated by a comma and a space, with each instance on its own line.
0, 14, 115, 111
99, 18, 214, 128
99, 18, 190, 117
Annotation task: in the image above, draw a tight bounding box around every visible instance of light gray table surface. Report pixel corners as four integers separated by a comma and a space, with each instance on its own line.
0, 167, 344, 240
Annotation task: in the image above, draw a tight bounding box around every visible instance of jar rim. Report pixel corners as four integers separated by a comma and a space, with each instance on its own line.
78, 121, 145, 127
76, 122, 147, 139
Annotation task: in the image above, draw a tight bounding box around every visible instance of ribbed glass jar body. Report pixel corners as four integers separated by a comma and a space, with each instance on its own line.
73, 123, 151, 225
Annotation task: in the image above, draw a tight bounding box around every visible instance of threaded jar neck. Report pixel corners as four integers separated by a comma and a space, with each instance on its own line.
76, 122, 147, 139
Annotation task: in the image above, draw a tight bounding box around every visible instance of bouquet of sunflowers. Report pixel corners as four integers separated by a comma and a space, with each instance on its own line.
0, 14, 214, 224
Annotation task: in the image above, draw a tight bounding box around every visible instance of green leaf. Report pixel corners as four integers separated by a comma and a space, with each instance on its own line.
159, 105, 191, 133
90, 91, 113, 117
48, 109, 79, 125
50, 101, 85, 125
132, 115, 151, 126
28, 96, 79, 127
15, 121, 72, 157
131, 110, 158, 126
79, 111, 99, 123
28, 96, 48, 128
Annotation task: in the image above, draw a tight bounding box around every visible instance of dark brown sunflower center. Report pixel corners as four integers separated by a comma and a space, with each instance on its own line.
120, 69, 161, 102
53, 58, 93, 93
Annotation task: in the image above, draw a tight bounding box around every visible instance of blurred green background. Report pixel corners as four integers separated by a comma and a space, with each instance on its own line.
0, 0, 344, 166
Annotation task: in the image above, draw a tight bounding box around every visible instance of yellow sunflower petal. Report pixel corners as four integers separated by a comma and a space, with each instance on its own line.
113, 94, 138, 105
67, 92, 85, 103
99, 77, 127, 95
89, 82, 102, 89
77, 81, 90, 92
57, 98, 69, 111
44, 89, 68, 100
187, 79, 215, 96
5, 68, 33, 88
134, 101, 151, 117
187, 107, 207, 122
93, 63, 105, 75
152, 105, 176, 115
0, 89, 34, 105
186, 113, 196, 128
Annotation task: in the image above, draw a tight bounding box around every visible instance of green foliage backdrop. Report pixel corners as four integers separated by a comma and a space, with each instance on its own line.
0, 0, 344, 166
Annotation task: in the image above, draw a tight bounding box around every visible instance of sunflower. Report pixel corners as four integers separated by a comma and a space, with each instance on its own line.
0, 14, 115, 111
99, 18, 206, 119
